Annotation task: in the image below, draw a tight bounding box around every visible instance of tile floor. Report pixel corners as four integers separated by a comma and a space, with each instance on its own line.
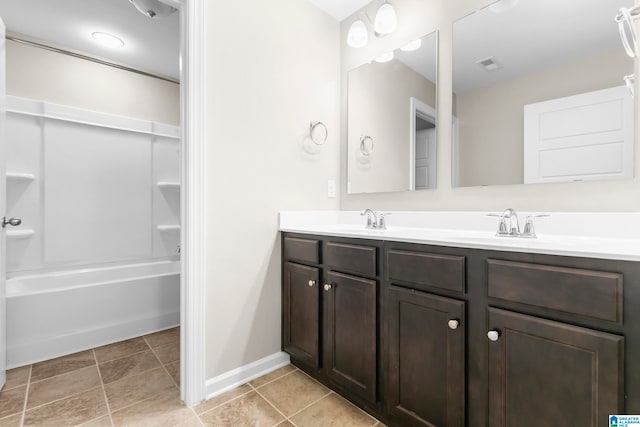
0, 328, 383, 426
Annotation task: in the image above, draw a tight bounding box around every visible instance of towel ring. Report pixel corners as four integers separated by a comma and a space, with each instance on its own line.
360, 135, 374, 156
310, 121, 328, 146
615, 6, 640, 58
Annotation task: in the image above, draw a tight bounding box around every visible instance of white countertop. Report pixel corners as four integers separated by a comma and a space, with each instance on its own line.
279, 211, 640, 262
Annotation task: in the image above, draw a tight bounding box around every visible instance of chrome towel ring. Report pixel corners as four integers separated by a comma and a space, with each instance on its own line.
615, 6, 640, 58
309, 121, 328, 145
360, 135, 374, 156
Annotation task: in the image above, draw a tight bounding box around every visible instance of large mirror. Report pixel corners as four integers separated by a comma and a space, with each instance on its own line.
453, 0, 634, 187
347, 31, 438, 194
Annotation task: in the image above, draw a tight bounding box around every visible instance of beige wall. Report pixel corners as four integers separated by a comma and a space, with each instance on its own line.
205, 0, 340, 377
6, 40, 179, 125
348, 59, 435, 194
340, 0, 640, 212
457, 49, 632, 187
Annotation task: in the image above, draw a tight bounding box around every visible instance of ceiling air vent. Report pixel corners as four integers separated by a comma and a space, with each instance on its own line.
476, 56, 503, 72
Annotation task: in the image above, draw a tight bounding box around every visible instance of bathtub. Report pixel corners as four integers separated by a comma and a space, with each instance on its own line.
5, 260, 180, 368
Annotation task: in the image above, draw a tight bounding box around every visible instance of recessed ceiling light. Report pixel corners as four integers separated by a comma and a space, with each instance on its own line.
91, 32, 125, 49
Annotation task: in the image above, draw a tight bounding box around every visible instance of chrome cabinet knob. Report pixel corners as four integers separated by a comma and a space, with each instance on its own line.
487, 330, 500, 342
323, 284, 332, 291
2, 217, 22, 228
448, 319, 460, 330
308, 280, 316, 287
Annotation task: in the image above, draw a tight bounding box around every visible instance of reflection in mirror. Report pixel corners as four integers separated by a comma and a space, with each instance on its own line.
348, 31, 438, 194
452, 0, 634, 187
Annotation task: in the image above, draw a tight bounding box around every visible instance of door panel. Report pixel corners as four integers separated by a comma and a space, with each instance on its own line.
385, 286, 465, 427
488, 308, 623, 427
324, 271, 376, 404
283, 262, 320, 369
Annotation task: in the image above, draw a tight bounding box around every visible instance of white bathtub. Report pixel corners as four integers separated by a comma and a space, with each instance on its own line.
5, 260, 180, 368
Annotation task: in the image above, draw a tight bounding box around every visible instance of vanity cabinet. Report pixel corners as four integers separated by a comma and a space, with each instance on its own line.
281, 232, 638, 426
487, 308, 623, 427
324, 270, 377, 404
486, 258, 625, 427
385, 286, 465, 427
383, 245, 466, 427
282, 261, 320, 369
282, 235, 381, 408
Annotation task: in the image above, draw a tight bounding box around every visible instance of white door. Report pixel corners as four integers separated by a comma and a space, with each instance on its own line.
415, 128, 436, 190
523, 85, 634, 184
0, 16, 7, 389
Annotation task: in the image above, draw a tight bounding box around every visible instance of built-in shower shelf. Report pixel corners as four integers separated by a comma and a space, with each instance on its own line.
6, 229, 35, 239
6, 172, 36, 182
157, 225, 181, 232
157, 181, 181, 190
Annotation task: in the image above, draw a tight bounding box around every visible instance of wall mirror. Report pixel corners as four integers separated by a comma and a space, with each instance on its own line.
347, 31, 438, 194
452, 0, 634, 187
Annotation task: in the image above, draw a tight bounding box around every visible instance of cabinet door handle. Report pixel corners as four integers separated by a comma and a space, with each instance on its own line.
448, 319, 460, 330
308, 280, 316, 287
323, 283, 332, 291
487, 330, 500, 342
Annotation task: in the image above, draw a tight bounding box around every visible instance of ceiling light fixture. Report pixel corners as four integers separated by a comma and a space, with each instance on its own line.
346, 1, 397, 48
91, 32, 125, 49
347, 20, 369, 48
129, 0, 178, 19
400, 38, 422, 52
374, 1, 397, 36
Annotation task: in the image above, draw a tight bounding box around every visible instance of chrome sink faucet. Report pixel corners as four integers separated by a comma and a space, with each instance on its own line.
361, 209, 390, 230
499, 208, 520, 236
489, 208, 548, 238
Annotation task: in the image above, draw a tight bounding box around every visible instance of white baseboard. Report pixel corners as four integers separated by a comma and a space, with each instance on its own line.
7, 312, 179, 369
205, 352, 291, 400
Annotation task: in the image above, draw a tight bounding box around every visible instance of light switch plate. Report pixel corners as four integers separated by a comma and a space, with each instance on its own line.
327, 179, 336, 198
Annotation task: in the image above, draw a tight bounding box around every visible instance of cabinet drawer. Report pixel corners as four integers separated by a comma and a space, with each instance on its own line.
284, 236, 320, 264
488, 259, 623, 323
325, 242, 377, 277
387, 249, 465, 293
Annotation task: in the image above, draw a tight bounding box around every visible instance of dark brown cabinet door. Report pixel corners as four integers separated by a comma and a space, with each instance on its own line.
385, 286, 465, 427
488, 308, 624, 427
323, 271, 377, 404
283, 262, 320, 369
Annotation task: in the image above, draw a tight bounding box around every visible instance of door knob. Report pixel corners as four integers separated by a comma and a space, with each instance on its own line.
308, 280, 316, 287
487, 330, 500, 342
448, 319, 460, 330
323, 284, 332, 291
2, 217, 22, 228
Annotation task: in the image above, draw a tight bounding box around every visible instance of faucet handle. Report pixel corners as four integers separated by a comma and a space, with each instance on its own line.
377, 212, 391, 229
497, 218, 508, 235
521, 214, 549, 238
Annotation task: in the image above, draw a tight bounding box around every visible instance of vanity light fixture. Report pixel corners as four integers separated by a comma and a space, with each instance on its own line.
347, 20, 369, 48
91, 32, 125, 49
374, 1, 397, 36
400, 38, 422, 52
346, 1, 397, 48
375, 51, 394, 63
129, 0, 178, 19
